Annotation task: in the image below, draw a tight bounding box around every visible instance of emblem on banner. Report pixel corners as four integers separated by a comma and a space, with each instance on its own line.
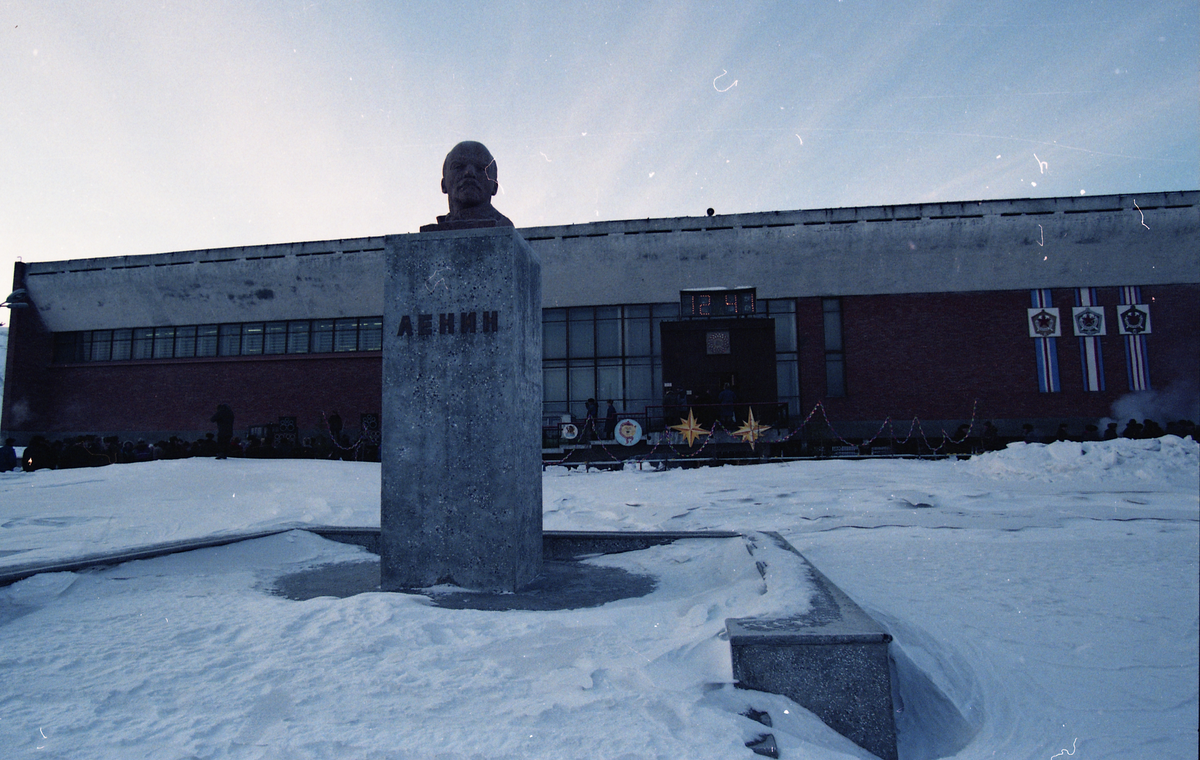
1072, 306, 1106, 337
1027, 307, 1061, 338
1117, 304, 1151, 335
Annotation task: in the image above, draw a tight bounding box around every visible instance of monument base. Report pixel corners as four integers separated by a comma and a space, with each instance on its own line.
727, 533, 898, 760
380, 227, 542, 593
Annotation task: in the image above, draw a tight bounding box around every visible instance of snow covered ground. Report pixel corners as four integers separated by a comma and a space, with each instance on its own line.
1, 438, 1196, 759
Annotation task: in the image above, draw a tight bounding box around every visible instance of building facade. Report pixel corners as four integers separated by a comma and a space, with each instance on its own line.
4, 190, 1198, 447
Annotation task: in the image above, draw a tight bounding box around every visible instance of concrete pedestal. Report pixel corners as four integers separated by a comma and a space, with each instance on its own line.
380, 227, 542, 592
727, 533, 898, 760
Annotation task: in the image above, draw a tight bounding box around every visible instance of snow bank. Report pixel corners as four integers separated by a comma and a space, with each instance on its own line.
959, 436, 1199, 486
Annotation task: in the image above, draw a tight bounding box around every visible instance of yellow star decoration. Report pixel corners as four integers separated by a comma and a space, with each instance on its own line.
670, 410, 710, 447
733, 409, 772, 449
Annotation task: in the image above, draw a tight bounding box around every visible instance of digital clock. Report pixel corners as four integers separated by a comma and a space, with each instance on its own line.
679, 287, 757, 317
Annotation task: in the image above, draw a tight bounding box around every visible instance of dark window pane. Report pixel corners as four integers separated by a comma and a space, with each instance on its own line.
624, 317, 651, 357
264, 322, 287, 355
771, 304, 797, 352
312, 320, 334, 353
358, 317, 383, 351
90, 330, 113, 362
196, 325, 218, 357
544, 321, 567, 359
287, 321, 310, 354
112, 329, 132, 361
218, 324, 241, 356
132, 328, 153, 360
543, 364, 567, 403
777, 357, 799, 399
652, 303, 679, 319
650, 302, 677, 355
624, 361, 652, 412
174, 326, 196, 358
241, 323, 264, 355
597, 362, 622, 403
53, 333, 80, 363
822, 299, 843, 352
334, 319, 358, 352
569, 363, 595, 416
596, 317, 620, 357
826, 355, 846, 397
152, 327, 175, 359
568, 308, 594, 359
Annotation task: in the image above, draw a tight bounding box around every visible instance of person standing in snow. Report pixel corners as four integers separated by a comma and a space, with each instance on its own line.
326, 410, 343, 455
211, 404, 235, 459
1021, 423, 1038, 444
718, 384, 737, 427
582, 398, 599, 442
0, 438, 18, 472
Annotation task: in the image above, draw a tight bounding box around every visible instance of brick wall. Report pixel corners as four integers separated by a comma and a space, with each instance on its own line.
800, 283, 1199, 430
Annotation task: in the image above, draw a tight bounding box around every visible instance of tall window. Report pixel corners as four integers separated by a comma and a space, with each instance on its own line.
764, 299, 801, 416
822, 298, 846, 397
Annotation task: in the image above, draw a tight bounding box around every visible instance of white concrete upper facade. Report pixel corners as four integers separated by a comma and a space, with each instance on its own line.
20, 191, 1200, 332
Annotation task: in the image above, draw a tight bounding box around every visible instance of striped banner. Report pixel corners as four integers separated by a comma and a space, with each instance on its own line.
1074, 288, 1105, 391
1120, 286, 1151, 391
1030, 289, 1061, 393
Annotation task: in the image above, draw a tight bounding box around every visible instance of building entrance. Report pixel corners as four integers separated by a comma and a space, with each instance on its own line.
659, 317, 779, 427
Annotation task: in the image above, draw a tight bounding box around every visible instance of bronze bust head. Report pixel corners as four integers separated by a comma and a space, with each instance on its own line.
422, 141, 513, 231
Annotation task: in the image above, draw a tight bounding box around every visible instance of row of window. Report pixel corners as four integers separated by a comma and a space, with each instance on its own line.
53, 305, 800, 366
52, 318, 385, 363
51, 301, 814, 418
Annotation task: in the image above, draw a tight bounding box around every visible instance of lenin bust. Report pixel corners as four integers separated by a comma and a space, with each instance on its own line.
421, 141, 514, 232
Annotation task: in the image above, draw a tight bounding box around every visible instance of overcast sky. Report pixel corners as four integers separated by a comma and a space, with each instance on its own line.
1, 0, 1196, 291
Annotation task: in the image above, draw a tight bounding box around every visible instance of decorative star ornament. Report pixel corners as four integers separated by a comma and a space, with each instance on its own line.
670, 410, 710, 447
733, 409, 772, 449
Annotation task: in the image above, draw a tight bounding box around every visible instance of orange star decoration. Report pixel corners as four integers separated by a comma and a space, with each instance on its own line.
733, 409, 772, 449
670, 410, 710, 447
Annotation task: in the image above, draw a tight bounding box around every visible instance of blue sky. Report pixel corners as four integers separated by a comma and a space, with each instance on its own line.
1, 0, 1196, 287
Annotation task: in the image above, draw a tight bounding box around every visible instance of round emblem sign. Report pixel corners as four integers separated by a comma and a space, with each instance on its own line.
615, 419, 643, 446
561, 423, 579, 441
